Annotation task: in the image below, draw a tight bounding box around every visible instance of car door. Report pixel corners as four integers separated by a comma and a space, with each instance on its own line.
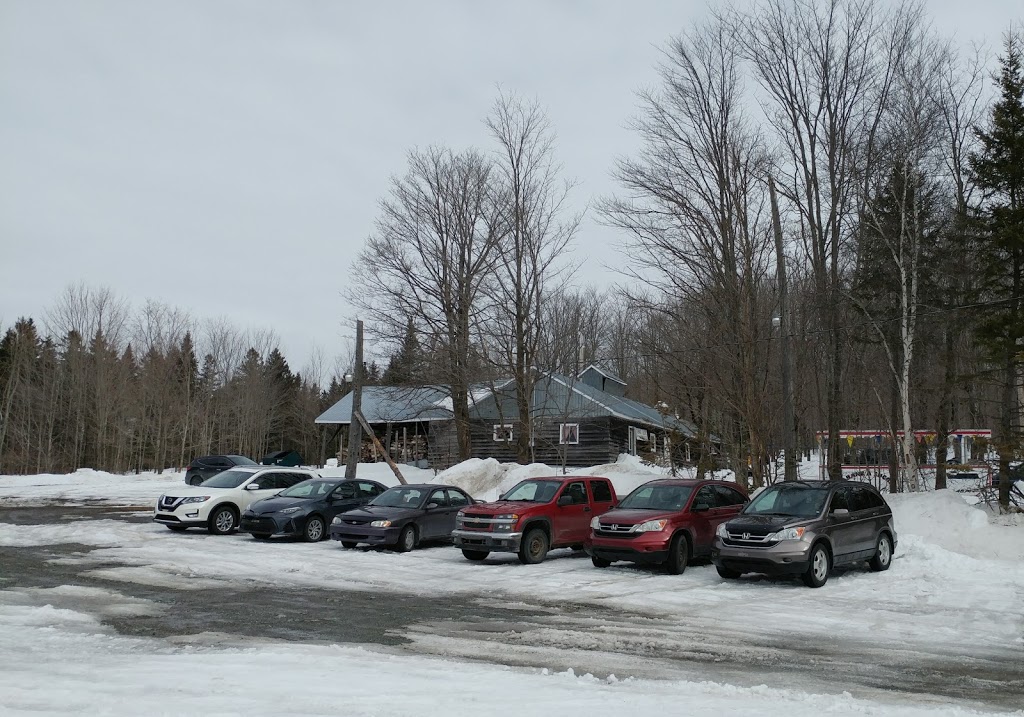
241, 472, 283, 510
824, 486, 858, 561
706, 485, 746, 553
555, 481, 592, 546
588, 478, 616, 515
688, 485, 719, 550
444, 489, 472, 537
848, 485, 882, 556
421, 488, 450, 539
326, 481, 363, 520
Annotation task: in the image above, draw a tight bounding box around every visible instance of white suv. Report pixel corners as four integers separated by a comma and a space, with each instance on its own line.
154, 466, 317, 535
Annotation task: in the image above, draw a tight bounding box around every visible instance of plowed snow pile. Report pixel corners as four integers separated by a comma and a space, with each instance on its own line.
888, 489, 1024, 562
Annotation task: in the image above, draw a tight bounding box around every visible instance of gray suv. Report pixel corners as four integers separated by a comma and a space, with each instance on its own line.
711, 480, 896, 588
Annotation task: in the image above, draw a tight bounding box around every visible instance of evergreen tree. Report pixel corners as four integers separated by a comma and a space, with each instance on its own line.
971, 31, 1024, 510
382, 318, 423, 385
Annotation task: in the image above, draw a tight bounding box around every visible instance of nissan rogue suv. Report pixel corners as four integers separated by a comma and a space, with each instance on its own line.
711, 480, 896, 587
155, 466, 317, 534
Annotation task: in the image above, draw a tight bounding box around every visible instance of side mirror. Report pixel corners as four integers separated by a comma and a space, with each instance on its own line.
498, 493, 506, 501
692, 502, 710, 513
245, 483, 261, 491
557, 495, 573, 507
426, 501, 442, 510
831, 508, 850, 516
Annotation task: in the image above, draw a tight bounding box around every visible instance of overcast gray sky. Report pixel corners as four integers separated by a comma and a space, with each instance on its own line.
0, 0, 1016, 373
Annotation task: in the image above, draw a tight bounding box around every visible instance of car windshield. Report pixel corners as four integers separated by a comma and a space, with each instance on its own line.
201, 469, 255, 489
744, 485, 830, 518
279, 480, 336, 498
502, 480, 562, 503
371, 487, 426, 508
618, 484, 694, 511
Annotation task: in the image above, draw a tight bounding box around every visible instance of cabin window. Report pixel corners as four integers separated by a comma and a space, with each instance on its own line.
559, 423, 579, 445
493, 424, 514, 442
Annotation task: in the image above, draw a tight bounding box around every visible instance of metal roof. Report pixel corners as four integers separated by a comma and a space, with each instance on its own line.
315, 373, 702, 440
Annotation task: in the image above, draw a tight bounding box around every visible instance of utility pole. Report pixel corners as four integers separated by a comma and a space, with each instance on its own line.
345, 319, 364, 479
769, 177, 797, 481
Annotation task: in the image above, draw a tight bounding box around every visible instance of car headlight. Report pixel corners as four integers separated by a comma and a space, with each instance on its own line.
181, 496, 209, 504
716, 523, 728, 538
590, 516, 601, 530
456, 510, 466, 519
767, 526, 806, 541
280, 507, 302, 514
331, 516, 343, 525
634, 519, 668, 533
495, 513, 518, 520
370, 520, 392, 528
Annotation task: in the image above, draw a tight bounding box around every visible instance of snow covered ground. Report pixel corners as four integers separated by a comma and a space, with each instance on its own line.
2, 458, 1023, 715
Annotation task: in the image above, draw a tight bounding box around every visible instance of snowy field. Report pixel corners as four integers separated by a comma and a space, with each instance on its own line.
1, 458, 1023, 716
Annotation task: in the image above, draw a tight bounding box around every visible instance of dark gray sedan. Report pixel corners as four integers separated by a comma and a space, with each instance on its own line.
330, 484, 475, 552
240, 478, 387, 542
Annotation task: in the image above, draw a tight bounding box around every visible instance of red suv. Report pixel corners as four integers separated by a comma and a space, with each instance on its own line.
587, 479, 747, 574
452, 476, 617, 564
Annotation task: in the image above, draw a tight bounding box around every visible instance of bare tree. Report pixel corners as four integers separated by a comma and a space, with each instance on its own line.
484, 91, 581, 463
602, 19, 775, 487
732, 0, 917, 480
350, 147, 505, 459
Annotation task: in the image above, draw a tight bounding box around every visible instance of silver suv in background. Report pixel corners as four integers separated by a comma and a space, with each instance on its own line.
711, 480, 896, 588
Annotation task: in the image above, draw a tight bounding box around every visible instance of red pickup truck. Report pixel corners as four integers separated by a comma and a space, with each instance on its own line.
452, 476, 617, 564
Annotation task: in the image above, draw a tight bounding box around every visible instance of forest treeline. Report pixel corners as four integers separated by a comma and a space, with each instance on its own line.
3, 1, 1023, 511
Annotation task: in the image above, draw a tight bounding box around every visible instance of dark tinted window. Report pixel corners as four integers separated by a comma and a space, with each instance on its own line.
427, 489, 448, 507
591, 480, 613, 503
714, 485, 746, 506
279, 472, 308, 489
448, 489, 470, 507
694, 486, 716, 508
829, 488, 850, 512
333, 482, 358, 499
357, 482, 382, 498
562, 482, 588, 505
849, 486, 875, 512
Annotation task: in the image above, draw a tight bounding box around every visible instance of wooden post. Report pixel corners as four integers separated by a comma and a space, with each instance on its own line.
345, 320, 364, 479
354, 410, 407, 484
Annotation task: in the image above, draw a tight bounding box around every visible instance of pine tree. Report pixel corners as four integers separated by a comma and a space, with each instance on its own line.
971, 30, 1024, 509
382, 318, 423, 385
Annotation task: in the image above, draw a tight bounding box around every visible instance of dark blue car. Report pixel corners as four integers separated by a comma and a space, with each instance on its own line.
240, 477, 387, 542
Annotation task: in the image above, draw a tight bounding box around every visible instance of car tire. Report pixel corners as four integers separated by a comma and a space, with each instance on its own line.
395, 525, 417, 552
462, 549, 489, 561
665, 533, 689, 575
340, 541, 358, 549
189, 476, 203, 486
518, 527, 549, 564
802, 543, 830, 588
304, 515, 326, 542
251, 533, 271, 540
591, 556, 611, 568
716, 565, 741, 579
869, 533, 893, 572
166, 525, 187, 532
208, 506, 237, 535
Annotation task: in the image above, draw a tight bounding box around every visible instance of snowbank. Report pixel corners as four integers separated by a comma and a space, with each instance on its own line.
888, 489, 1024, 562
0, 468, 185, 506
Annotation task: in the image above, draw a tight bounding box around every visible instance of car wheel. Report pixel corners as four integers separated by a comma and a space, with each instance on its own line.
665, 533, 690, 575
716, 565, 741, 579
869, 533, 893, 572
591, 556, 611, 568
251, 533, 271, 540
189, 476, 203, 486
166, 525, 187, 532
802, 543, 830, 588
518, 527, 549, 564
304, 515, 326, 542
208, 506, 237, 535
462, 549, 489, 561
395, 525, 417, 552
340, 541, 358, 549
